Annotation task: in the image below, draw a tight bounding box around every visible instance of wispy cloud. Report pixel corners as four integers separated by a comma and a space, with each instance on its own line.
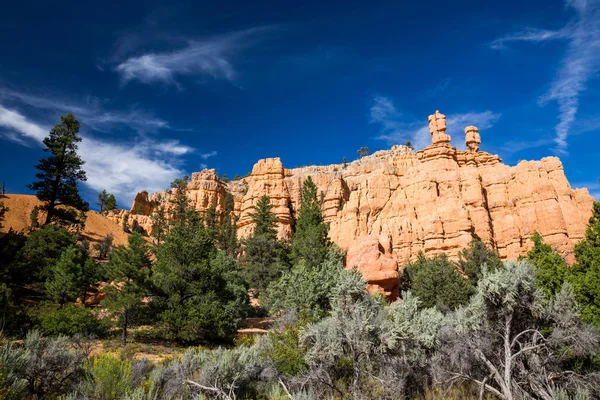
0, 87, 169, 134
370, 96, 500, 150
491, 0, 600, 154
200, 150, 217, 159
0, 104, 192, 205
490, 28, 573, 49
114, 27, 271, 87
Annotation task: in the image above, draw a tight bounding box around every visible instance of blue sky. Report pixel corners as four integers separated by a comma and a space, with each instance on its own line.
0, 0, 599, 208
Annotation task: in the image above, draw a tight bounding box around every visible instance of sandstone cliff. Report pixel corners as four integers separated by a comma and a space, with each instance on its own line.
111, 111, 595, 297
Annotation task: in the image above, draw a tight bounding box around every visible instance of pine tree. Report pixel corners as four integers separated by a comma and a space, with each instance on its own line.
248, 195, 278, 237
217, 192, 239, 257
122, 213, 129, 233
243, 195, 289, 295
290, 177, 330, 268
0, 201, 9, 229
29, 206, 40, 231
150, 204, 168, 248
570, 201, 600, 326
103, 232, 151, 343
168, 176, 190, 224
105, 194, 117, 211
45, 246, 82, 306
204, 205, 219, 240
96, 190, 110, 213
527, 232, 568, 300
27, 113, 88, 225
152, 211, 248, 342
76, 239, 97, 304
456, 238, 503, 285
400, 253, 474, 310
357, 146, 369, 158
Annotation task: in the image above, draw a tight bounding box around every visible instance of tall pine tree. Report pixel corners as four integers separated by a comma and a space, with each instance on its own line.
570, 201, 600, 326
290, 177, 330, 268
27, 113, 88, 225
243, 195, 289, 295
103, 232, 151, 343
217, 192, 239, 257
96, 190, 110, 213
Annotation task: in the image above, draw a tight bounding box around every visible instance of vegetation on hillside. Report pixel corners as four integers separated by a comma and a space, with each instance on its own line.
1, 112, 600, 399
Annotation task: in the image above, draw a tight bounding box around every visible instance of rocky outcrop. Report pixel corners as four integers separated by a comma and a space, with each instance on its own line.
346, 235, 399, 300
121, 111, 595, 297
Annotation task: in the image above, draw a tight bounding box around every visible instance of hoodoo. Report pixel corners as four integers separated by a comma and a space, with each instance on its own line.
109, 111, 595, 297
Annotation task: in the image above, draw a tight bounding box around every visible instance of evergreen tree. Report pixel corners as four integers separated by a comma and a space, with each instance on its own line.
248, 195, 278, 236
105, 194, 117, 211
96, 190, 110, 213
357, 146, 369, 158
0, 201, 8, 229
527, 232, 568, 300
204, 205, 219, 240
18, 224, 75, 283
266, 246, 345, 318
342, 156, 348, 168
29, 205, 40, 231
217, 192, 239, 257
290, 177, 330, 268
103, 232, 151, 343
168, 176, 190, 224
122, 213, 129, 233
400, 253, 474, 310
150, 204, 168, 248
456, 238, 503, 284
45, 246, 82, 306
152, 211, 248, 342
570, 201, 600, 326
94, 233, 114, 259
76, 239, 97, 304
27, 113, 88, 225
404, 141, 413, 149
243, 195, 289, 295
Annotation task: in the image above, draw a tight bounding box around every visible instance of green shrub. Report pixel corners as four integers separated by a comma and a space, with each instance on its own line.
84, 353, 133, 400
37, 303, 108, 337
264, 325, 307, 376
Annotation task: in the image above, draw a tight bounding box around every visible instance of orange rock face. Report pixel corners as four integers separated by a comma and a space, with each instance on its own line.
121, 112, 595, 297
346, 235, 399, 300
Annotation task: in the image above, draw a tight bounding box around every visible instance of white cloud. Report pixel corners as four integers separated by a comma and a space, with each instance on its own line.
200, 150, 217, 159
0, 105, 189, 204
490, 28, 572, 49
114, 27, 269, 87
0, 106, 47, 141
154, 140, 194, 156
0, 88, 169, 133
490, 0, 600, 154
370, 96, 500, 150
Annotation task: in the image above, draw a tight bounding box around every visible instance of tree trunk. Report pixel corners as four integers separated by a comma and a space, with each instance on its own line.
122, 310, 128, 343
44, 199, 55, 225
503, 314, 514, 400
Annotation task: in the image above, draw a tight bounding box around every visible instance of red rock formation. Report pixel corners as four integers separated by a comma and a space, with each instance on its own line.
120, 112, 595, 297
346, 235, 399, 300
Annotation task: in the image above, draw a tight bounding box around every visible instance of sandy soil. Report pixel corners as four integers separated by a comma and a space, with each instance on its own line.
0, 194, 130, 246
